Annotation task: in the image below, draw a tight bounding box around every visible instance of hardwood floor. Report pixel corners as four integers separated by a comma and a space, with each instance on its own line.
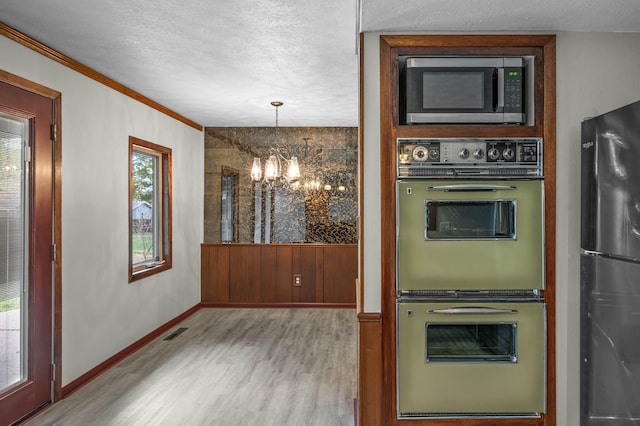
25, 308, 357, 426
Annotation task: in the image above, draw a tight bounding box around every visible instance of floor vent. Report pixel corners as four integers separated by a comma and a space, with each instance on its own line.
163, 327, 188, 341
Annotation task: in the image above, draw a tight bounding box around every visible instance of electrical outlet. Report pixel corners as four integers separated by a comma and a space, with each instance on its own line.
293, 274, 302, 287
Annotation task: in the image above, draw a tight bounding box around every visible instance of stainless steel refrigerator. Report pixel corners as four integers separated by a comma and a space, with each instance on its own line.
581, 100, 640, 425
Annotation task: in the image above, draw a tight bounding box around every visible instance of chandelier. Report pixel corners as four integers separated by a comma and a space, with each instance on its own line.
250, 101, 301, 186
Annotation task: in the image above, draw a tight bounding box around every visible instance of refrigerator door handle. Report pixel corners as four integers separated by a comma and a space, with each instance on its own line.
581, 249, 640, 264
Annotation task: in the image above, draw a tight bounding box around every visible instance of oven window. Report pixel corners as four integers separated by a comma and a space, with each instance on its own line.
425, 322, 517, 362
425, 200, 515, 240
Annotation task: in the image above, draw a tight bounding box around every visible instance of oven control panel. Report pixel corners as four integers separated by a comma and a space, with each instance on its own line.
397, 137, 542, 178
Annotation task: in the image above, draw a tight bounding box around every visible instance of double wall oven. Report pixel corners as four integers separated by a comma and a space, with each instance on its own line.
395, 138, 546, 419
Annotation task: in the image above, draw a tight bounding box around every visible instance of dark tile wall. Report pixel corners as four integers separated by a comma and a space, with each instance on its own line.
204, 127, 358, 244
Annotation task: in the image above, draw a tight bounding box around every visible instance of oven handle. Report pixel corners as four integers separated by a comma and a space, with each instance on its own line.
426, 307, 518, 315
426, 184, 516, 192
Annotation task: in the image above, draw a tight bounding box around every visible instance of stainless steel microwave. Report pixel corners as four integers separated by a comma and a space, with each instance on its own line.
401, 56, 533, 125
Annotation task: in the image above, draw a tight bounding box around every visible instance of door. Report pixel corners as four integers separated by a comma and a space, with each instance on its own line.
397, 301, 546, 417
0, 81, 54, 424
404, 58, 496, 114
396, 179, 544, 292
581, 100, 640, 259
581, 254, 640, 425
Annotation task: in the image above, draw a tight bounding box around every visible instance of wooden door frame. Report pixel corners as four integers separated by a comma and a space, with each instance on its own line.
0, 69, 63, 402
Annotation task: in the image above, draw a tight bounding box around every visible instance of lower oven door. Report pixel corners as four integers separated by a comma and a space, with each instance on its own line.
397, 301, 546, 418
397, 179, 544, 292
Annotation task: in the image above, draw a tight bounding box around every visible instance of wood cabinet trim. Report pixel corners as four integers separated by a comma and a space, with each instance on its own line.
376, 34, 556, 426
357, 313, 382, 426
381, 34, 556, 48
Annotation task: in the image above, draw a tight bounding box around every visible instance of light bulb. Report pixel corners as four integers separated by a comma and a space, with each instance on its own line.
287, 156, 300, 182
251, 158, 262, 181
265, 155, 278, 180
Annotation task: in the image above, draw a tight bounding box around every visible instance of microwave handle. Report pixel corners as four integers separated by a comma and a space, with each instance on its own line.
427, 307, 518, 315
496, 68, 505, 111
426, 184, 516, 192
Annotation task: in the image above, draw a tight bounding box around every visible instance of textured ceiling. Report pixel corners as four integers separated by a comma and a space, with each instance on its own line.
362, 0, 640, 33
1, 0, 639, 127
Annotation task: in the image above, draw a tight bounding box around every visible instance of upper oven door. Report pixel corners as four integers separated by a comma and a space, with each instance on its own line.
397, 179, 544, 292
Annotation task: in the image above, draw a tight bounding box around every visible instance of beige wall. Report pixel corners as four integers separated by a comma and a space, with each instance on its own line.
361, 31, 640, 425
555, 31, 640, 426
0, 34, 204, 386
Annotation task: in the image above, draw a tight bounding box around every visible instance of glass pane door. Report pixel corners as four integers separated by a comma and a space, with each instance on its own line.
0, 113, 27, 393
425, 323, 517, 362
425, 200, 516, 240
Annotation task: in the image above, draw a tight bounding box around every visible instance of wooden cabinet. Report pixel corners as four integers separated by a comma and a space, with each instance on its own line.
362, 34, 557, 426
201, 243, 357, 305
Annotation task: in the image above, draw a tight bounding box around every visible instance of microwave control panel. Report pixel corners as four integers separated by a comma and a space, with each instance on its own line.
503, 67, 524, 113
397, 137, 542, 178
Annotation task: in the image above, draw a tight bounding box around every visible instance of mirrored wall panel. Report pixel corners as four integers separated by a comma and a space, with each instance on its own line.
204, 127, 357, 244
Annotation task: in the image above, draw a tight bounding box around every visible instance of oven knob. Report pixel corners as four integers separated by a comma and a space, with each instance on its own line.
488, 147, 501, 160
412, 146, 428, 162
458, 148, 469, 159
502, 147, 515, 160
429, 149, 439, 160
473, 148, 485, 159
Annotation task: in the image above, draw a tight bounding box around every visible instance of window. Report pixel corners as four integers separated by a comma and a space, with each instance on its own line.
425, 323, 517, 362
129, 136, 172, 281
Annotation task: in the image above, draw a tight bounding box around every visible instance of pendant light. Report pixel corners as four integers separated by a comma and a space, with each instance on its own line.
251, 101, 302, 186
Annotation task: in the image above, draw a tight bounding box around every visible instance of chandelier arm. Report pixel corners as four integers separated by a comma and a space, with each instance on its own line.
251, 101, 303, 187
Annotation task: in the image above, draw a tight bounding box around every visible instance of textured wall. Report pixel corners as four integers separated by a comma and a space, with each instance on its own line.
204, 127, 357, 244
0, 34, 204, 386
554, 32, 640, 426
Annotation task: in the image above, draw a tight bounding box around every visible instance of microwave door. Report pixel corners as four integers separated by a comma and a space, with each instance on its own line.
406, 67, 501, 124
421, 68, 495, 112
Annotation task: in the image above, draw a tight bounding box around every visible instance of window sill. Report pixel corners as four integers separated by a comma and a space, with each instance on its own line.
129, 261, 171, 283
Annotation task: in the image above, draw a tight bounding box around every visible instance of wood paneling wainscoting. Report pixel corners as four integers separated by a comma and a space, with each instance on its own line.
201, 243, 357, 305
357, 312, 383, 426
